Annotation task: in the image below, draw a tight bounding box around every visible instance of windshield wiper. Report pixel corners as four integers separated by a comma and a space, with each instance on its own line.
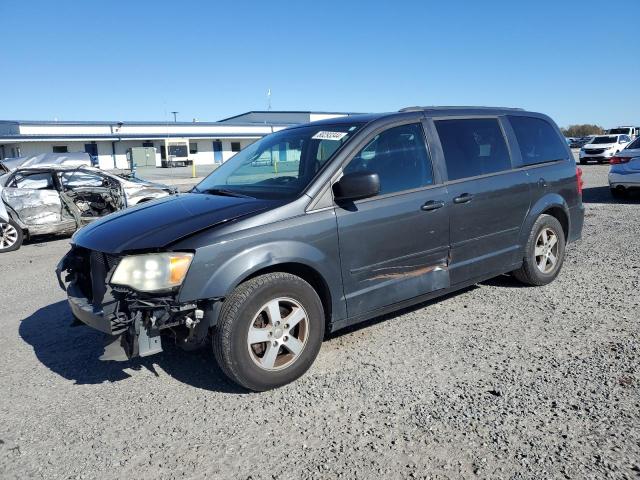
193, 187, 254, 198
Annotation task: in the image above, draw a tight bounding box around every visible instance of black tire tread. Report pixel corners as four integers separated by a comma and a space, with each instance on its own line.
213, 272, 321, 391
513, 214, 565, 286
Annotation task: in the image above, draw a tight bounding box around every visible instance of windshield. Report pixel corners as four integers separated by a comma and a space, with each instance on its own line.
194, 123, 363, 200
592, 136, 618, 144
608, 128, 630, 135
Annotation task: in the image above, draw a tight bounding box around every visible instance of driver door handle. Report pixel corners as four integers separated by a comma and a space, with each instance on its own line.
453, 193, 473, 204
421, 200, 445, 211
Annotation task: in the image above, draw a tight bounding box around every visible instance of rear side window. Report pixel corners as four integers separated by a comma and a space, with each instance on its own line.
10, 172, 54, 190
344, 123, 433, 195
435, 118, 511, 181
508, 116, 568, 165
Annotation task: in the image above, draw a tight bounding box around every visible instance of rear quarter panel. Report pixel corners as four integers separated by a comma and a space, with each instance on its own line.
504, 112, 583, 249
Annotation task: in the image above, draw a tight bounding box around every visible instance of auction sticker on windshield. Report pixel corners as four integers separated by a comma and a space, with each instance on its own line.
312, 131, 348, 141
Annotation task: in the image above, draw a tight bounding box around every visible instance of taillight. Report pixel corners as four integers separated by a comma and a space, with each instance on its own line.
576, 167, 584, 195
609, 156, 630, 164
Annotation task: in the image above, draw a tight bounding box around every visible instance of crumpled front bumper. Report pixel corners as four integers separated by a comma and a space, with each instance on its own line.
56, 251, 163, 360
66, 279, 119, 335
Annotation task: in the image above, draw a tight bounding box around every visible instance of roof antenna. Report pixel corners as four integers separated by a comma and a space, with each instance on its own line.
267, 88, 272, 111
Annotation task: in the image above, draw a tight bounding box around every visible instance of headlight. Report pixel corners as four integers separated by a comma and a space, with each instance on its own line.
111, 252, 193, 292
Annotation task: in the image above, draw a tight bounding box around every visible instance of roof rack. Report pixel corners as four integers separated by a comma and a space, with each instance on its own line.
398, 106, 525, 112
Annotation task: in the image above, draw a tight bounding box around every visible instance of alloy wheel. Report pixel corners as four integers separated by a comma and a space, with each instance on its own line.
0, 222, 18, 250
247, 297, 309, 371
534, 227, 559, 274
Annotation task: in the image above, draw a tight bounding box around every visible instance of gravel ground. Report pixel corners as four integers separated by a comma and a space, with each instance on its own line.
0, 163, 638, 479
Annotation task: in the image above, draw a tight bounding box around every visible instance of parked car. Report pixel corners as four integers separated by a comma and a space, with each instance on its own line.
609, 136, 640, 197
570, 136, 594, 149
579, 134, 632, 164
57, 107, 584, 391
0, 165, 177, 252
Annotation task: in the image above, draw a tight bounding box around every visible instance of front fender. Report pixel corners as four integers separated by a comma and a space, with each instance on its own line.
178, 239, 346, 323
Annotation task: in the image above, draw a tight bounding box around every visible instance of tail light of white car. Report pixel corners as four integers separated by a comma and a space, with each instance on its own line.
609, 156, 630, 164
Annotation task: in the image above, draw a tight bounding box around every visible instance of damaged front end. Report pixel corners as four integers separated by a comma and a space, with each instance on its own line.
56, 246, 214, 361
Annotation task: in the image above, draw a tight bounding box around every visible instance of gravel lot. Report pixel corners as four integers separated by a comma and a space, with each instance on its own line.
0, 163, 638, 479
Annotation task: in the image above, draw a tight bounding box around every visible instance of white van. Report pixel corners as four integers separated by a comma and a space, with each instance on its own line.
607, 126, 640, 140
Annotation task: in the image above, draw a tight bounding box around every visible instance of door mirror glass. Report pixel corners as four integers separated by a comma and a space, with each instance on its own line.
333, 171, 380, 202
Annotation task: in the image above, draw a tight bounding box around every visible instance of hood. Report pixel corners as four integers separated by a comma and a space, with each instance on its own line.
114, 172, 175, 190
72, 192, 279, 254
119, 178, 177, 196
584, 143, 615, 149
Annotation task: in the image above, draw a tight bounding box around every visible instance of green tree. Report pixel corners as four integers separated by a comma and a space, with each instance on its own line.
560, 124, 605, 137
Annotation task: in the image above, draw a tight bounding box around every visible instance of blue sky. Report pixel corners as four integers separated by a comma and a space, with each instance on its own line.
1, 0, 638, 128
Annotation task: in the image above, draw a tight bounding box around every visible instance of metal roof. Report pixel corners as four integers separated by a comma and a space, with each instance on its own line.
0, 111, 359, 127
0, 119, 287, 128
217, 110, 361, 123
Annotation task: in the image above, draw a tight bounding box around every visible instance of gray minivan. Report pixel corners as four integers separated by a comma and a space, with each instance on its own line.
57, 107, 584, 391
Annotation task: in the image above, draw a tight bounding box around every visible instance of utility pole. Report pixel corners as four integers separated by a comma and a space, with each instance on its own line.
171, 111, 179, 122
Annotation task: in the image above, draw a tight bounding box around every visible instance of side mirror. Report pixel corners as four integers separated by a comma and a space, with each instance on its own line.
333, 171, 380, 202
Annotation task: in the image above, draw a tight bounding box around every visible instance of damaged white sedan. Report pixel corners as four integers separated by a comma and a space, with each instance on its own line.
0, 165, 177, 252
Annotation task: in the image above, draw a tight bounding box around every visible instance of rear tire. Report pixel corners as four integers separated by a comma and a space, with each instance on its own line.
0, 218, 23, 253
513, 214, 566, 286
213, 272, 325, 391
611, 187, 626, 199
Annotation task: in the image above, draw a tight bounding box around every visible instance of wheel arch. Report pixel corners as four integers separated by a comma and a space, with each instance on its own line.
518, 194, 570, 257
240, 262, 333, 330
540, 205, 569, 240
1, 204, 28, 234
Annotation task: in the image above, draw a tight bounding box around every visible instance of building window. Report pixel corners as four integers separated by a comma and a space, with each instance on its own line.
231, 142, 241, 152
142, 141, 154, 147
52, 146, 68, 153
189, 142, 198, 154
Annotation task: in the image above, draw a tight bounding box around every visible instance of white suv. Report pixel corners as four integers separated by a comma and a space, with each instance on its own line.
579, 134, 632, 164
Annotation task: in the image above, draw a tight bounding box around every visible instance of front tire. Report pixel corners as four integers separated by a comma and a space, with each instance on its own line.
0, 218, 23, 253
513, 214, 566, 286
213, 272, 325, 391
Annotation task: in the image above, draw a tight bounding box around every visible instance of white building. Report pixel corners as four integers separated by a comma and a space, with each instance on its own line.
0, 111, 352, 170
